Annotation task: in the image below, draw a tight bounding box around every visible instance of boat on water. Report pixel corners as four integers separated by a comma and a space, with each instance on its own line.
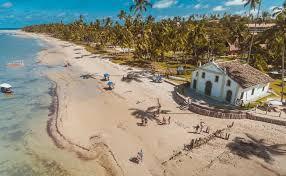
0, 83, 13, 94
6, 60, 24, 68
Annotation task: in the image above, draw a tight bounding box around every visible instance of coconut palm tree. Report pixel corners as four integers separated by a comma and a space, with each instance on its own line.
244, 0, 262, 64
118, 10, 127, 21
273, 1, 286, 18
272, 1, 286, 101
130, 0, 152, 16
281, 39, 285, 102
129, 0, 152, 60
186, 22, 208, 64
261, 11, 270, 23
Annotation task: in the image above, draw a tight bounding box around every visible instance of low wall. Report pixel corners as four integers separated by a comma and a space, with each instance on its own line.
246, 113, 286, 126
189, 103, 246, 119
173, 91, 188, 105
173, 89, 286, 126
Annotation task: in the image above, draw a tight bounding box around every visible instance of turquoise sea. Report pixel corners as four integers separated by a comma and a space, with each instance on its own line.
0, 31, 76, 176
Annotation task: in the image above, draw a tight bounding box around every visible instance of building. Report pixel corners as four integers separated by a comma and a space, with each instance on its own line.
247, 23, 276, 34
190, 60, 273, 105
226, 41, 240, 55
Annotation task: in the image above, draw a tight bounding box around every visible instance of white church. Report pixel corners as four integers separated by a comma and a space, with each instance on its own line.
190, 60, 274, 105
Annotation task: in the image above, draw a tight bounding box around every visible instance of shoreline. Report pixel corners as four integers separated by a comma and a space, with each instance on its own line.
46, 76, 124, 175
46, 81, 92, 153
17, 30, 126, 175
15, 30, 286, 176
46, 79, 124, 171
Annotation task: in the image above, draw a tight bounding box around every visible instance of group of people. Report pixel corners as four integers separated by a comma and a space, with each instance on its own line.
158, 116, 171, 125
141, 118, 148, 126
130, 149, 144, 164
137, 149, 143, 162
139, 116, 172, 126
193, 121, 207, 133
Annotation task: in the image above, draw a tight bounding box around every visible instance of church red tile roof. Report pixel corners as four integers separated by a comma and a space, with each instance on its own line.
216, 60, 274, 89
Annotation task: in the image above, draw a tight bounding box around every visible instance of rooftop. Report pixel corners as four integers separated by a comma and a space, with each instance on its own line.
216, 60, 274, 89
247, 23, 276, 28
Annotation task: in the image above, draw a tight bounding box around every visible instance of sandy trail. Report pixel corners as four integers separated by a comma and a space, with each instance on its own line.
16, 30, 286, 176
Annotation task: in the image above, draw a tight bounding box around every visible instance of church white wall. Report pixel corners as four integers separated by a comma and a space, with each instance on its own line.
237, 83, 270, 103
190, 62, 270, 105
191, 63, 240, 104
222, 77, 240, 104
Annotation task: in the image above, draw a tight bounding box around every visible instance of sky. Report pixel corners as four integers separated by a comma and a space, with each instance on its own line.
0, 0, 284, 28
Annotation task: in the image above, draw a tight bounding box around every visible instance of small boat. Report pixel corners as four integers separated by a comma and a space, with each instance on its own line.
7, 60, 24, 68
0, 83, 13, 94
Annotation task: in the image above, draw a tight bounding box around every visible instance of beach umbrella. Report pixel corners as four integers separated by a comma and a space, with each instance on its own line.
107, 81, 114, 86
107, 81, 115, 89
104, 73, 110, 77
0, 83, 12, 88
104, 73, 110, 80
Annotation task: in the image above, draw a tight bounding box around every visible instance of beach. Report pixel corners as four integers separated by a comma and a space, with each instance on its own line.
16, 30, 286, 176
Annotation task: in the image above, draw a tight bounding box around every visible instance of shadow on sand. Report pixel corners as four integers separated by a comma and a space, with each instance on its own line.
226, 133, 286, 163
129, 107, 158, 120
129, 106, 171, 121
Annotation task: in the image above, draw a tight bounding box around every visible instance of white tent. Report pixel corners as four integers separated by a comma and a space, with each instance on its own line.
0, 83, 12, 88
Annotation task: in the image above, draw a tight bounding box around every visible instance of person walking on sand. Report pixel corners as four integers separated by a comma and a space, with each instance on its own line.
141, 118, 145, 126
199, 121, 205, 133
194, 125, 200, 133
162, 117, 166, 124
168, 116, 171, 124
138, 149, 143, 162
144, 118, 148, 126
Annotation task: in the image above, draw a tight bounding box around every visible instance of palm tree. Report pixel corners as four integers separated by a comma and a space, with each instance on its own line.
273, 1, 286, 18
261, 11, 270, 23
272, 1, 286, 101
130, 0, 152, 16
186, 22, 208, 64
244, 0, 262, 64
129, 0, 152, 60
118, 10, 127, 20
282, 40, 285, 102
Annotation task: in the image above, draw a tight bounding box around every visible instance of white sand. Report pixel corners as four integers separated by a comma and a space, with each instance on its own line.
16, 30, 286, 176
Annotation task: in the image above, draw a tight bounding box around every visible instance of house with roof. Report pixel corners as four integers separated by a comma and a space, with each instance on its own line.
247, 23, 276, 34
190, 60, 274, 105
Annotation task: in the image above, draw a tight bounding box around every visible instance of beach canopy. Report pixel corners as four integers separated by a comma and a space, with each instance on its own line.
0, 83, 12, 88
107, 81, 114, 86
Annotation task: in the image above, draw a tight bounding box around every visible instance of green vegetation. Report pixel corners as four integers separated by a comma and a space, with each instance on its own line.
270, 79, 286, 98
244, 0, 262, 64
21, 0, 286, 81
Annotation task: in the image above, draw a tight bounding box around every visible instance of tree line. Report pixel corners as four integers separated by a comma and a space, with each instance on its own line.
22, 0, 286, 72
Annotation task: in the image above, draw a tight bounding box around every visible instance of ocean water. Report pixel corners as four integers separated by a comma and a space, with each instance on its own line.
0, 31, 74, 176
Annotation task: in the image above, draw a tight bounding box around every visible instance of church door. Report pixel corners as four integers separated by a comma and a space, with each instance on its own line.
226, 90, 233, 103
205, 81, 212, 96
